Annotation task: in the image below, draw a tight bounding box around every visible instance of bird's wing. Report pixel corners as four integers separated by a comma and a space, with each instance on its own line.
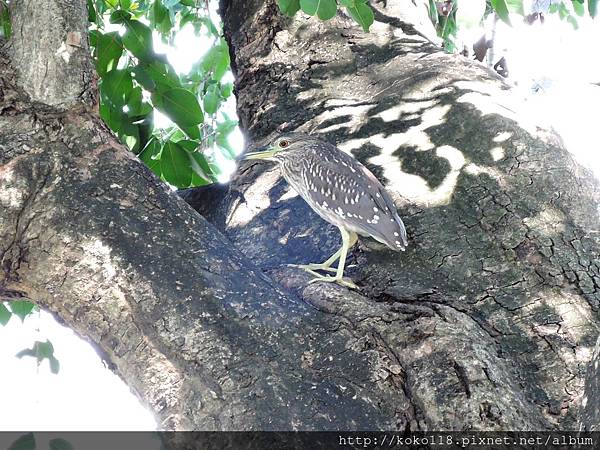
300, 155, 408, 250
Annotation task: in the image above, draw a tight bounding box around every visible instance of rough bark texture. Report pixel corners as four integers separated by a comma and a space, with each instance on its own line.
205, 0, 600, 430
1, 0, 599, 433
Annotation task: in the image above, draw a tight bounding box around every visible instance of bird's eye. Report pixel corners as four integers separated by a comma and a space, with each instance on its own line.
279, 140, 290, 148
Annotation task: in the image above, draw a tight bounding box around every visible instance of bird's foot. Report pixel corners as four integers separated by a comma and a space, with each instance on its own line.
308, 274, 358, 289
287, 263, 337, 274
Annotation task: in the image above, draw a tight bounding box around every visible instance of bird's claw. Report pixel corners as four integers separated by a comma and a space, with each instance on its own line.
287, 264, 358, 289
308, 275, 358, 289
287, 263, 337, 273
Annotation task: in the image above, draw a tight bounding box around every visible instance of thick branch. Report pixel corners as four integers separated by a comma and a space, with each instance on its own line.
210, 0, 600, 430
8, 0, 95, 107
1, 9, 411, 427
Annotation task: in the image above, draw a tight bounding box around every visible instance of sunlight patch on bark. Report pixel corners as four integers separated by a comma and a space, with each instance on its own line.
523, 206, 566, 236
490, 146, 505, 161
55, 42, 71, 64
0, 169, 25, 208
454, 81, 538, 134
277, 186, 299, 203
340, 130, 467, 207
373, 99, 437, 122
393, 104, 450, 151
81, 239, 118, 280
493, 131, 513, 143
311, 103, 373, 134
228, 169, 280, 227
538, 292, 597, 379
464, 163, 506, 185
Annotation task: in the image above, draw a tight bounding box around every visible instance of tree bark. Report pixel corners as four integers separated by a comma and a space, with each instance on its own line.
208, 0, 600, 430
1, 0, 599, 433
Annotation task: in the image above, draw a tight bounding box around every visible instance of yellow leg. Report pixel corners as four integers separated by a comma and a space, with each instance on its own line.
288, 246, 343, 273
307, 228, 358, 289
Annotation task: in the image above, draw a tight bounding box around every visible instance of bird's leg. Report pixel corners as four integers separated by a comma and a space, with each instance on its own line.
287, 247, 343, 273
308, 229, 358, 289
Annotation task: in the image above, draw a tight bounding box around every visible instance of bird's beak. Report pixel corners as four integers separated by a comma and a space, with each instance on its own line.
242, 145, 278, 161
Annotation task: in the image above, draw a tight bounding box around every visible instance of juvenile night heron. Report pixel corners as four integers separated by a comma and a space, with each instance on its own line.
244, 133, 408, 288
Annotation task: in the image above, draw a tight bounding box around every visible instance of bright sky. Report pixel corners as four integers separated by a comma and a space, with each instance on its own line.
0, 310, 157, 431
1, 8, 599, 433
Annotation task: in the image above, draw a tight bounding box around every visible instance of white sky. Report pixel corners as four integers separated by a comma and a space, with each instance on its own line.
1, 9, 599, 433
0, 310, 157, 431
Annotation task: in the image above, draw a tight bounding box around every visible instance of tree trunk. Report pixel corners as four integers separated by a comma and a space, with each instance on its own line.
1, 0, 599, 432
209, 0, 600, 430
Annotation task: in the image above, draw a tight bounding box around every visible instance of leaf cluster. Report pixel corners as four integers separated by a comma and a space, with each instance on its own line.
428, 0, 598, 52
278, 0, 375, 31
89, 0, 237, 188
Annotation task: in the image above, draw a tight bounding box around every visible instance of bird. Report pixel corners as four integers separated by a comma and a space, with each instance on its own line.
243, 132, 408, 289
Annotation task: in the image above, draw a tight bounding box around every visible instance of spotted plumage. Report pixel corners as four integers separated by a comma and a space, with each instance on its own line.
243, 132, 408, 288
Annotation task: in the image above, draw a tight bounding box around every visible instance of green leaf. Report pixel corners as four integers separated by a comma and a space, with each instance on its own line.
589, 0, 598, 17
566, 14, 578, 27
151, 0, 172, 35
109, 9, 132, 23
180, 125, 201, 140
201, 40, 230, 81
10, 300, 35, 322
131, 65, 156, 91
160, 142, 193, 187
122, 20, 154, 61
300, 0, 337, 19
557, 2, 570, 18
220, 82, 234, 98
7, 433, 36, 450
572, 0, 584, 16
505, 0, 524, 15
180, 141, 212, 183
99, 103, 125, 132
117, 116, 141, 151
95, 32, 123, 75
427, 0, 439, 25
278, 0, 301, 16
0, 302, 11, 325
491, 0, 511, 25
16, 340, 60, 374
126, 86, 143, 115
88, 0, 97, 23
100, 69, 133, 107
37, 340, 54, 358
216, 115, 238, 136
139, 139, 162, 174
145, 60, 181, 90
189, 155, 212, 185
153, 88, 203, 128
49, 355, 60, 374
49, 439, 74, 450
127, 89, 153, 118
343, 0, 374, 31
0, 1, 11, 39
203, 83, 220, 115
15, 348, 36, 358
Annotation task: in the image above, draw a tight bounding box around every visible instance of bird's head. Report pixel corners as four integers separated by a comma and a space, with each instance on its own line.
243, 133, 320, 162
